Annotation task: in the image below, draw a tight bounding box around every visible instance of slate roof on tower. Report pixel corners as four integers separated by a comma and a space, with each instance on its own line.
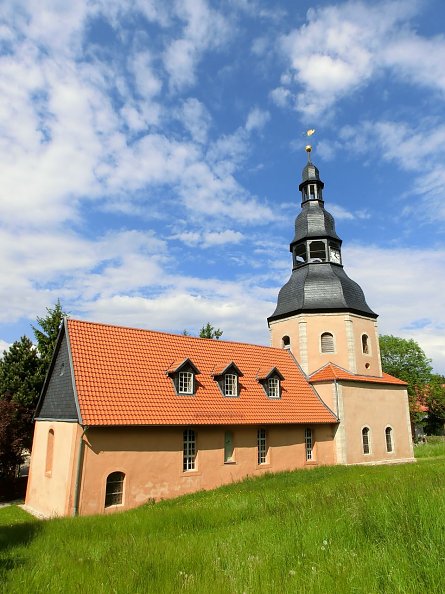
35, 318, 338, 426
269, 157, 377, 323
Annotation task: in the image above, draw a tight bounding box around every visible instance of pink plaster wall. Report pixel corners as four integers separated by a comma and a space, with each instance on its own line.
25, 421, 80, 517
78, 424, 336, 516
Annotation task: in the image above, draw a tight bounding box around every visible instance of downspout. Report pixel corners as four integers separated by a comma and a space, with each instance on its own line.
73, 425, 88, 517
334, 379, 340, 419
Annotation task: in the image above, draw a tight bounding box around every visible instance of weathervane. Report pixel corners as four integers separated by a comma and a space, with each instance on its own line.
305, 129, 315, 161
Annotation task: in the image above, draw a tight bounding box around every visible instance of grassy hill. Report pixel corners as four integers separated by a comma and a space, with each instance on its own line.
1, 444, 445, 593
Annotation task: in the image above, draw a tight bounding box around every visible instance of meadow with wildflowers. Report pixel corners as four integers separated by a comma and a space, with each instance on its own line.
1, 444, 444, 593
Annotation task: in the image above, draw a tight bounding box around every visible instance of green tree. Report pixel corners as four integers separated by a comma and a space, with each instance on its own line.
0, 337, 41, 476
379, 335, 433, 424
0, 301, 66, 476
32, 299, 66, 386
423, 374, 445, 435
199, 323, 223, 340
0, 336, 41, 407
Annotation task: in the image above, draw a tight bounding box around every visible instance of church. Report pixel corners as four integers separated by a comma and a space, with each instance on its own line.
25, 150, 414, 517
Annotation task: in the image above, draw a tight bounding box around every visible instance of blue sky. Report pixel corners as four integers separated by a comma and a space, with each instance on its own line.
0, 0, 444, 373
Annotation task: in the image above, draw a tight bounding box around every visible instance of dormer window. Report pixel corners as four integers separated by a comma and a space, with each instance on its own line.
257, 367, 284, 399
224, 373, 237, 397
268, 377, 280, 399
214, 362, 243, 398
178, 371, 193, 394
167, 358, 201, 396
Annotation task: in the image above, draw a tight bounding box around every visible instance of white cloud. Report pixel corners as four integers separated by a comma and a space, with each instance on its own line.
173, 229, 244, 248
245, 107, 270, 132
275, 0, 441, 118
0, 339, 10, 357
163, 0, 231, 90
344, 244, 445, 373
179, 98, 211, 144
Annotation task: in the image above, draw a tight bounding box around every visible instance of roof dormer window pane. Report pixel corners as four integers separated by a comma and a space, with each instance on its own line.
178, 371, 193, 394
224, 374, 237, 397
268, 377, 280, 399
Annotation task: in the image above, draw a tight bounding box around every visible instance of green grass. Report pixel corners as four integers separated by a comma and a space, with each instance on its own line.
2, 452, 445, 593
414, 436, 445, 459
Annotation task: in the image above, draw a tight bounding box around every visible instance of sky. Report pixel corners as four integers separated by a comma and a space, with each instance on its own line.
0, 0, 444, 373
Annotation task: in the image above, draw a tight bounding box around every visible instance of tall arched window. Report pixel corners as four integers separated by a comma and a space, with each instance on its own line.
321, 332, 335, 353
105, 472, 125, 507
385, 427, 393, 453
362, 427, 370, 454
45, 429, 54, 476
362, 334, 370, 354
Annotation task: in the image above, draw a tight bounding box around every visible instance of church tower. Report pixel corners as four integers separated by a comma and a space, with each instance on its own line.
268, 147, 383, 377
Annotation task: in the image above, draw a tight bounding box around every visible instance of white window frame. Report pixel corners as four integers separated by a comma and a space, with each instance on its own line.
385, 426, 394, 453
183, 429, 196, 471
268, 377, 280, 399
257, 428, 267, 465
305, 427, 313, 461
362, 426, 371, 455
178, 371, 194, 394
224, 373, 238, 397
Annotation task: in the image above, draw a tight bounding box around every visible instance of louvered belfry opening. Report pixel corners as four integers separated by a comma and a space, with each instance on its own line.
320, 332, 334, 353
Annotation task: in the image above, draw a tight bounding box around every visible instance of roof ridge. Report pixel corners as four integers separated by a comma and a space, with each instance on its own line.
66, 317, 289, 352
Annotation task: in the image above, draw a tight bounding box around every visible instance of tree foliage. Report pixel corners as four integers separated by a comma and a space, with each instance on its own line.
32, 299, 66, 385
379, 334, 433, 425
423, 374, 445, 435
0, 301, 66, 476
199, 323, 223, 340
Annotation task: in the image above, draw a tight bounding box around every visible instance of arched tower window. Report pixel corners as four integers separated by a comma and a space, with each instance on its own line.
320, 332, 334, 354
105, 471, 125, 507
362, 334, 370, 354
45, 429, 54, 476
362, 427, 370, 454
282, 336, 290, 350
385, 427, 393, 453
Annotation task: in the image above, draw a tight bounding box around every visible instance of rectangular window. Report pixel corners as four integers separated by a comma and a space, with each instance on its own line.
305, 427, 313, 461
268, 377, 280, 398
178, 371, 193, 394
224, 374, 237, 397
183, 429, 196, 471
257, 428, 267, 465
362, 428, 370, 454
224, 431, 234, 463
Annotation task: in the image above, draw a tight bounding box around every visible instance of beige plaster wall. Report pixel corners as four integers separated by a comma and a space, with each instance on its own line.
78, 424, 336, 516
338, 383, 414, 465
269, 313, 381, 376
25, 421, 80, 517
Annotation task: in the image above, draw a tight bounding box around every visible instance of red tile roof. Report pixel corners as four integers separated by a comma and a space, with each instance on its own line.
309, 363, 407, 386
66, 318, 337, 426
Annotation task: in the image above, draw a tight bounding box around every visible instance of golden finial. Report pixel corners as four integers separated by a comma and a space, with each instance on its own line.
305, 129, 315, 161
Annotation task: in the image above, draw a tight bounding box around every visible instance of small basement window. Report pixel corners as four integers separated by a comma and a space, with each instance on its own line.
105, 471, 125, 507
321, 332, 335, 353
